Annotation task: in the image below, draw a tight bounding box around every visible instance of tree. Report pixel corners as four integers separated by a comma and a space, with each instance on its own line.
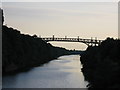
0, 8, 4, 25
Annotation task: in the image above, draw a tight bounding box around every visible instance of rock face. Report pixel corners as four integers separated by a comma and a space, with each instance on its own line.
2, 9, 70, 75
80, 38, 120, 88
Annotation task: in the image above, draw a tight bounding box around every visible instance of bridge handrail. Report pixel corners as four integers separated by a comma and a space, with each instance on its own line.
41, 37, 104, 45
42, 37, 103, 41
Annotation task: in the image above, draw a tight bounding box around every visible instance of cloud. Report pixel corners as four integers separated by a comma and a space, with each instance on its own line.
2, 2, 117, 17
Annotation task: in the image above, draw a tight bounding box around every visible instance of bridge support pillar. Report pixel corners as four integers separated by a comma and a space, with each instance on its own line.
53, 35, 54, 40
77, 36, 79, 41
91, 37, 93, 46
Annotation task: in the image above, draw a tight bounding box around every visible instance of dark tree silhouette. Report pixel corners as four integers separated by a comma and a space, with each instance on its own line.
0, 8, 4, 25
80, 38, 120, 89
2, 9, 71, 75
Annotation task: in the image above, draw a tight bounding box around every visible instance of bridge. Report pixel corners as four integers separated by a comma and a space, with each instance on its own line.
41, 36, 103, 46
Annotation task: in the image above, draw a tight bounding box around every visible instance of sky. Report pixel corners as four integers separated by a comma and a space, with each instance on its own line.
1, 1, 118, 40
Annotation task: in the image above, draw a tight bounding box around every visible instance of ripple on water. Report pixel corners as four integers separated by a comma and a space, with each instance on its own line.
3, 55, 88, 88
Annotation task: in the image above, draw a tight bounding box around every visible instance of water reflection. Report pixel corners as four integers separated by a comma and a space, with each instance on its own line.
3, 55, 88, 88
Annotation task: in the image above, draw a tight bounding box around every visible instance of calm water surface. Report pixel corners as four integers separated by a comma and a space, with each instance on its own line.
3, 55, 88, 88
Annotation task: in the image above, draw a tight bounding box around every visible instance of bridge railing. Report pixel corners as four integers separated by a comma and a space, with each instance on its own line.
41, 37, 104, 45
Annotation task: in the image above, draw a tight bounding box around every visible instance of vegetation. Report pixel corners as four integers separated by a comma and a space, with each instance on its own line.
1, 9, 70, 75
80, 38, 120, 88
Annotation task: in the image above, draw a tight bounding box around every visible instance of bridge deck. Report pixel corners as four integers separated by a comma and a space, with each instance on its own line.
41, 37, 103, 46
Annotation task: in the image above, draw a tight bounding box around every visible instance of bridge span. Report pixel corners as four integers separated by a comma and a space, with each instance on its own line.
41, 36, 103, 46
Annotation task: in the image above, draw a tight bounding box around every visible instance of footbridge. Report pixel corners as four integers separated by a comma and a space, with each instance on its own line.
41, 36, 103, 46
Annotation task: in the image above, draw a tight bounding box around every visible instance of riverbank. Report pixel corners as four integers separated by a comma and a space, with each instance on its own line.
80, 38, 120, 88
2, 25, 72, 75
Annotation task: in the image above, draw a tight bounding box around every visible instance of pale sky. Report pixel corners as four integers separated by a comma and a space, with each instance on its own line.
1, 0, 119, 2
1, 2, 118, 40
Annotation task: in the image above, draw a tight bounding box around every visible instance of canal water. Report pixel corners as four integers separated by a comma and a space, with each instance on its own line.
3, 55, 88, 88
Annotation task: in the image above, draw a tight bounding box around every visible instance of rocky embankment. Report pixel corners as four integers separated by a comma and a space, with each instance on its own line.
80, 38, 120, 88
2, 9, 70, 75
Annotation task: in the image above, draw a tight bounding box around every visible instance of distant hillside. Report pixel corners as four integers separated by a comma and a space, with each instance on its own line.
80, 38, 120, 88
2, 9, 70, 75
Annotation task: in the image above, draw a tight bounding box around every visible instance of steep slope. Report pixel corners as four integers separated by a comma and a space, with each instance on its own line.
1, 9, 70, 75
80, 38, 120, 88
